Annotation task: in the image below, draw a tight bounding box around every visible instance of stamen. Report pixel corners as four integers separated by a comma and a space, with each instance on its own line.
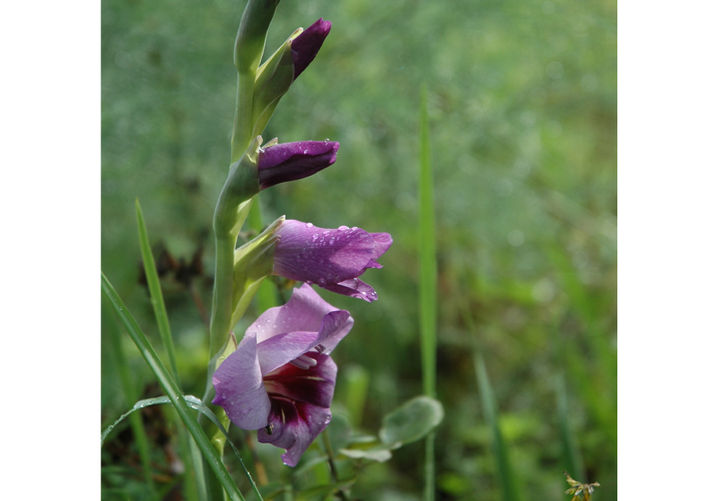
289, 354, 318, 369
264, 424, 274, 435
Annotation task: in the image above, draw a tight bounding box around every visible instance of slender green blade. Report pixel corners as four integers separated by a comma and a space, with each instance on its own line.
418, 85, 437, 501
102, 394, 263, 501
418, 86, 437, 397
135, 199, 180, 384
135, 200, 201, 500
556, 374, 585, 480
474, 353, 522, 501
101, 272, 248, 501
103, 302, 156, 498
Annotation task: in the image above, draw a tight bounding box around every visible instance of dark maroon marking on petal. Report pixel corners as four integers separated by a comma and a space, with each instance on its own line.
258, 395, 332, 467
263, 352, 337, 408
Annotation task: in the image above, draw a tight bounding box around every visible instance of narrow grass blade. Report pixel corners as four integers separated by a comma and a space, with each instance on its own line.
418, 86, 437, 398
418, 85, 437, 501
474, 352, 522, 501
135, 200, 200, 499
556, 374, 585, 480
103, 302, 156, 497
102, 394, 263, 500
548, 246, 616, 436
135, 199, 180, 384
101, 272, 249, 501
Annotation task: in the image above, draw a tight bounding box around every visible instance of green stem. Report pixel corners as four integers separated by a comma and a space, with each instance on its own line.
322, 430, 348, 501
210, 228, 237, 358
418, 85, 437, 501
231, 72, 256, 163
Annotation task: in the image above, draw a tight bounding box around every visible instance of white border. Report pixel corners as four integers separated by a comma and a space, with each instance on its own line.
619, 1, 701, 499
1, 1, 100, 498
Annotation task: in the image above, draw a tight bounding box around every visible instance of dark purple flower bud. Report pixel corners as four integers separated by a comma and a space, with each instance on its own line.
273, 220, 393, 302
258, 140, 339, 189
290, 18, 332, 79
212, 284, 353, 466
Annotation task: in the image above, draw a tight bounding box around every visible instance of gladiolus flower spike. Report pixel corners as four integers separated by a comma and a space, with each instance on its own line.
212, 284, 353, 467
273, 220, 392, 302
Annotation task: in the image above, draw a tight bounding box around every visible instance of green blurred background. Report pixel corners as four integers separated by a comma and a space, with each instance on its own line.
102, 0, 616, 499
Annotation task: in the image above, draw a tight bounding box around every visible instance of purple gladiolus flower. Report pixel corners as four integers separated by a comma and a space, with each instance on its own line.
258, 140, 339, 189
212, 284, 353, 467
291, 18, 332, 79
273, 220, 392, 302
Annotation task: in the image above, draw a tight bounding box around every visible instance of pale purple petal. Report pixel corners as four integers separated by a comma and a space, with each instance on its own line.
255, 309, 352, 373
245, 283, 346, 342
290, 18, 332, 79
212, 335, 271, 430
320, 278, 378, 302
370, 232, 393, 255
273, 220, 392, 301
257, 330, 320, 375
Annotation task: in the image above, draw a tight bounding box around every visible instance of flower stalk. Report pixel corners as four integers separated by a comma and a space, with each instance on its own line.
202, 0, 392, 489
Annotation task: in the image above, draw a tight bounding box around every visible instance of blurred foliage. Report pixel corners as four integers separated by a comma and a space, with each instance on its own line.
102, 0, 616, 499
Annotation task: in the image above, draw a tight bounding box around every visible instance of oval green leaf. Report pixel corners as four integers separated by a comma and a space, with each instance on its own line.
379, 395, 444, 447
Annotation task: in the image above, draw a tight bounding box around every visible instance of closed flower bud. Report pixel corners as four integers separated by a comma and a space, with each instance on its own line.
257, 140, 339, 189
290, 18, 332, 79
272, 220, 392, 302
251, 19, 332, 136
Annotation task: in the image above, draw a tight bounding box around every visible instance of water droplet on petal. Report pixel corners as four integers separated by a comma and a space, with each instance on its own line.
306, 222, 313, 227
339, 225, 349, 230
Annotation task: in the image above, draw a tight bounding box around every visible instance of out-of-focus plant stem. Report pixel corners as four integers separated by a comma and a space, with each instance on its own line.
418, 85, 437, 501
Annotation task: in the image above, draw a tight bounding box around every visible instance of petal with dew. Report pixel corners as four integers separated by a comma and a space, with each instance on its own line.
246, 283, 343, 343
212, 335, 271, 430
256, 310, 352, 374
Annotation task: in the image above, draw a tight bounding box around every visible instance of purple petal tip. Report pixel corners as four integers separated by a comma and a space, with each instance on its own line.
291, 18, 332, 79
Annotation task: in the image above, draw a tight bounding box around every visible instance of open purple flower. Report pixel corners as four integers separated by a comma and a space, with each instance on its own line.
291, 18, 332, 79
212, 283, 353, 467
258, 140, 339, 189
273, 220, 393, 302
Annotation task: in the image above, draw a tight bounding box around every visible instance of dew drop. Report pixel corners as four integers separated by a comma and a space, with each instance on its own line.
339, 225, 349, 230
306, 222, 313, 228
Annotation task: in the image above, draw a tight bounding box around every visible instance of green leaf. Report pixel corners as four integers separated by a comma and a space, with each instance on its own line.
101, 272, 258, 501
135, 199, 179, 383
418, 84, 438, 501
339, 447, 392, 463
135, 200, 199, 500
379, 396, 444, 447
474, 353, 522, 501
103, 301, 157, 497
556, 374, 585, 480
418, 85, 437, 399
102, 395, 211, 444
